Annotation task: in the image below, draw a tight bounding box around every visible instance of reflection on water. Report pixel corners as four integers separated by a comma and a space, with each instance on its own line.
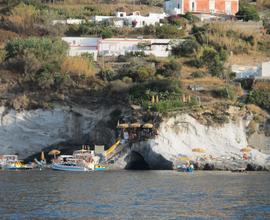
0, 170, 270, 219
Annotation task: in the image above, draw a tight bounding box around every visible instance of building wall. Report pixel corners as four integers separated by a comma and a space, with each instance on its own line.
261, 62, 270, 77
62, 37, 100, 61
62, 37, 182, 59
166, 0, 239, 15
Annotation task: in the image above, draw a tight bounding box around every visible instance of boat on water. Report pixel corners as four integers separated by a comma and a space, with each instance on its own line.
94, 164, 106, 171
0, 155, 33, 170
3, 161, 33, 170
51, 149, 100, 172
176, 164, 194, 172
51, 162, 90, 172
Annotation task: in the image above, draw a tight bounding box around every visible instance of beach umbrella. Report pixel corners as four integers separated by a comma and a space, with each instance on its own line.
143, 123, 154, 129
240, 147, 252, 153
117, 123, 129, 129
192, 148, 206, 153
48, 149, 61, 158
130, 123, 141, 128
40, 151, 45, 161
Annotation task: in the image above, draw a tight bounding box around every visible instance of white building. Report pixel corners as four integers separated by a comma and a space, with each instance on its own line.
164, 0, 184, 15
259, 61, 270, 78
98, 38, 179, 57
53, 11, 167, 28
62, 37, 100, 61
62, 37, 182, 59
122, 11, 167, 28
232, 61, 270, 79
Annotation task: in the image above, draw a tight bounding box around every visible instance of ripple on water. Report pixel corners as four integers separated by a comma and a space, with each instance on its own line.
0, 170, 270, 219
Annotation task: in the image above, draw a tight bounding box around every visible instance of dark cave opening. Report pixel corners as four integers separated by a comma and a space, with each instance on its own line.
125, 151, 150, 170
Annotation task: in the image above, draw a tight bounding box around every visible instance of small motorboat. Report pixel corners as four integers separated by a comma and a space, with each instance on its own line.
176, 164, 194, 172
51, 162, 90, 172
3, 161, 33, 170
94, 164, 106, 171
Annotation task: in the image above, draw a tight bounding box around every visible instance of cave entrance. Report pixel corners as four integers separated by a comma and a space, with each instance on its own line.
125, 151, 150, 170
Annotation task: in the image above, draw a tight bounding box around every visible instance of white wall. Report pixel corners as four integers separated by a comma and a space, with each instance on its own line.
98, 38, 176, 57
62, 37, 100, 61
232, 64, 259, 79
62, 37, 182, 59
260, 61, 270, 77
164, 0, 184, 15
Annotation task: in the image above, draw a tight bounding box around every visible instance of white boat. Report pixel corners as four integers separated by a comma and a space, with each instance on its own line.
51, 149, 100, 172
51, 162, 90, 171
0, 155, 18, 169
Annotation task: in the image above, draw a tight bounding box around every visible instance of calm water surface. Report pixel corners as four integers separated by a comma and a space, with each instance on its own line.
0, 170, 269, 219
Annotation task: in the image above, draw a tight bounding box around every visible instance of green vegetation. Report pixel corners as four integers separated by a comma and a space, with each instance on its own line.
156, 59, 181, 78
263, 18, 270, 34
248, 83, 270, 111
236, 3, 260, 21
0, 0, 269, 115
172, 38, 200, 57
213, 86, 237, 101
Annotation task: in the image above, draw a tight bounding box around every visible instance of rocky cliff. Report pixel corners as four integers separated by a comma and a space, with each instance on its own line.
0, 105, 127, 158
115, 111, 270, 170
0, 105, 270, 170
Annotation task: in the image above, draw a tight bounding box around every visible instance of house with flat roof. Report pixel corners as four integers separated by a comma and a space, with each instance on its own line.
62, 37, 183, 60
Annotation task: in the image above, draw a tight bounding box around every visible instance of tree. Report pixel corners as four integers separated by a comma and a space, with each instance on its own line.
236, 3, 260, 21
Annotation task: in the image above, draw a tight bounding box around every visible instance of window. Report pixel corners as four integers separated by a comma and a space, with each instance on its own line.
209, 0, 215, 13
178, 3, 180, 9
225, 1, 232, 14
192, 2, 195, 11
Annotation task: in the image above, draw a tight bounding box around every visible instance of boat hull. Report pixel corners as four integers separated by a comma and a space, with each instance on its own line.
95, 167, 106, 171
51, 163, 90, 172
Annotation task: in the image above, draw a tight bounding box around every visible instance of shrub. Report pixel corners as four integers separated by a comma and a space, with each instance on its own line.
201, 47, 224, 77
135, 66, 155, 82
191, 71, 206, 78
129, 79, 182, 101
182, 12, 200, 23
0, 49, 6, 63
3, 3, 37, 34
248, 87, 270, 111
5, 37, 68, 64
156, 60, 181, 78
117, 63, 154, 82
263, 18, 270, 34
236, 3, 260, 21
156, 25, 185, 38
172, 38, 200, 57
61, 56, 96, 77
122, 76, 133, 84
167, 15, 187, 27
213, 86, 237, 100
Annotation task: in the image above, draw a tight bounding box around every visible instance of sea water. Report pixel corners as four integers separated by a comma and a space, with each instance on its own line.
0, 170, 269, 219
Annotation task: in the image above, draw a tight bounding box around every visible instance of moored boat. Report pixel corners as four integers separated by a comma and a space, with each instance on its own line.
0, 155, 33, 170
51, 148, 100, 172
51, 162, 90, 172
176, 164, 194, 172
94, 164, 106, 171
